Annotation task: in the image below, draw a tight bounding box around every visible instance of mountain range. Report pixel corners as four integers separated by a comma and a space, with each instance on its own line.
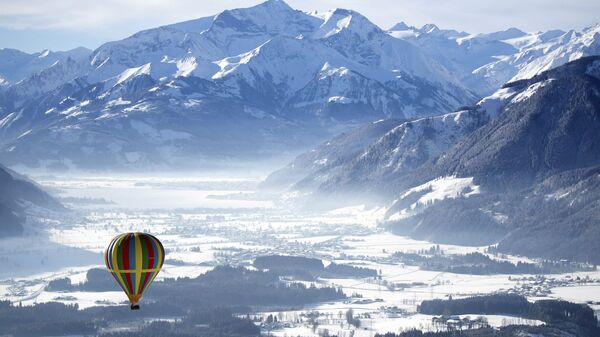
265, 56, 600, 263
1, 1, 600, 262
1, 0, 598, 170
390, 21, 600, 95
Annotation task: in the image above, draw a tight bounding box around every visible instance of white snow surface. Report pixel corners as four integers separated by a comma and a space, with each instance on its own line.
511, 78, 554, 103
0, 174, 597, 337
115, 63, 151, 85
403, 176, 478, 208
389, 21, 600, 96
476, 87, 516, 116
388, 176, 480, 221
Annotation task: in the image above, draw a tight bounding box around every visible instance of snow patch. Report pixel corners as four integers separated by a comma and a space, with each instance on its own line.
183, 99, 202, 108
17, 130, 32, 139
477, 87, 515, 116
327, 96, 354, 104
0, 112, 19, 128
105, 97, 131, 107
123, 102, 153, 113
115, 63, 151, 85
175, 56, 198, 77
314, 158, 328, 165
313, 10, 353, 39
511, 78, 554, 103
388, 176, 480, 221
212, 46, 262, 80
319, 63, 350, 79
401, 176, 480, 207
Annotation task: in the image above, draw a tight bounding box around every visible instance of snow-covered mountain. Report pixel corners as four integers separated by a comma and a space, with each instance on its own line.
267, 57, 600, 263
0, 0, 475, 170
389, 22, 600, 95
263, 83, 514, 198
387, 57, 600, 262
261, 118, 404, 192
0, 47, 90, 87
1, 1, 599, 171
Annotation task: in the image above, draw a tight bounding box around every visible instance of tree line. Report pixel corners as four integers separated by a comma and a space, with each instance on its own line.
3, 265, 347, 337
416, 294, 599, 337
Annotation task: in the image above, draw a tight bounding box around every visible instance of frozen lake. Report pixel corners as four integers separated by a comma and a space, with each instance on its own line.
1, 174, 598, 336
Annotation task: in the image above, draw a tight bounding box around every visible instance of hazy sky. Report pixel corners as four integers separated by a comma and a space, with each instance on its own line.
1, 0, 599, 53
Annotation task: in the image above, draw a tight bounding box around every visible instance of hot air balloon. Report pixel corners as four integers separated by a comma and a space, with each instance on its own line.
105, 232, 165, 310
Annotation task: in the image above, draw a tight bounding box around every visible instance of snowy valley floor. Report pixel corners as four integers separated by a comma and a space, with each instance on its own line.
0, 175, 599, 337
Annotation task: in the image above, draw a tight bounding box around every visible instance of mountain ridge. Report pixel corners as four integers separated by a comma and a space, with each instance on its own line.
266, 56, 600, 263
0, 1, 598, 172
0, 163, 63, 237
0, 0, 477, 171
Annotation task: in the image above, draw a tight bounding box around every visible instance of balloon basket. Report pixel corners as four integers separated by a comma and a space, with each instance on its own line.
130, 304, 140, 310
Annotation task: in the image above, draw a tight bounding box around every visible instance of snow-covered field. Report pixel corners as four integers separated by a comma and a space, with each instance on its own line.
0, 175, 598, 336
266, 314, 543, 337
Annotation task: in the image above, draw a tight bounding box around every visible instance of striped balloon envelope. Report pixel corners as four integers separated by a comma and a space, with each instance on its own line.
105, 232, 165, 310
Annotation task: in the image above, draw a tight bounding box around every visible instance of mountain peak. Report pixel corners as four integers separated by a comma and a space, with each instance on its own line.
582, 23, 600, 40
478, 27, 527, 41
505, 27, 526, 35
420, 23, 439, 34
537, 29, 567, 41
331, 8, 353, 16
251, 0, 294, 12
212, 0, 295, 22
207, 0, 317, 40
0, 48, 30, 57
583, 22, 600, 32
498, 27, 526, 38
389, 21, 412, 31
313, 7, 382, 39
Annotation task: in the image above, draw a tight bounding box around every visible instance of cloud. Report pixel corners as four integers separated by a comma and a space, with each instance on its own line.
0, 1, 259, 31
